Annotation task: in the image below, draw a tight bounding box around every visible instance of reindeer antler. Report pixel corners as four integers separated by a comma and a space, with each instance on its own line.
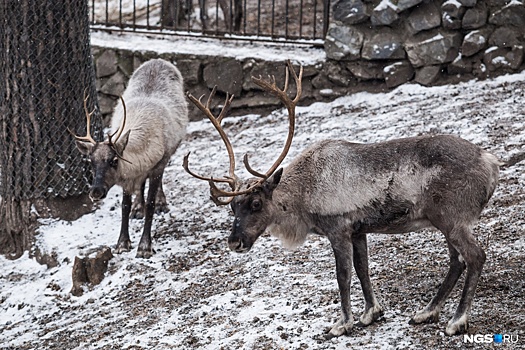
69, 89, 97, 144
184, 60, 303, 205
107, 96, 132, 164
184, 87, 238, 205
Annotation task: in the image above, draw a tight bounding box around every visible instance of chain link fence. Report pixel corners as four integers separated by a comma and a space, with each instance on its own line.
0, 1, 103, 201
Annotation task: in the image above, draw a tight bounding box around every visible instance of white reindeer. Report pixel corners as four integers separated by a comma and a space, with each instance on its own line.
73, 58, 188, 258
184, 61, 501, 337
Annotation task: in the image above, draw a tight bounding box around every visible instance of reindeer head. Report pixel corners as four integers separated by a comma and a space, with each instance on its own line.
184, 60, 302, 253
72, 94, 131, 201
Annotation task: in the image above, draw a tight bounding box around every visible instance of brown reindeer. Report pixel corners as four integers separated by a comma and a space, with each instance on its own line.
184, 61, 501, 337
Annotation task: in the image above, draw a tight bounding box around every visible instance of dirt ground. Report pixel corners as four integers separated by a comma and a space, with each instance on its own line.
2, 71, 525, 350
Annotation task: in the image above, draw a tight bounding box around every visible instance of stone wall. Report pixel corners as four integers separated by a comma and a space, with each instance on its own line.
93, 0, 525, 123
93, 47, 342, 123
326, 0, 525, 88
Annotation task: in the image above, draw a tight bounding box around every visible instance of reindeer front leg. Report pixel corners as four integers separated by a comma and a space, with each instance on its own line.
115, 191, 133, 253
136, 173, 162, 258
326, 235, 354, 338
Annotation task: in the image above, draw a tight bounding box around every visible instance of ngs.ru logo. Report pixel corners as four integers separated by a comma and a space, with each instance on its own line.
464, 333, 519, 344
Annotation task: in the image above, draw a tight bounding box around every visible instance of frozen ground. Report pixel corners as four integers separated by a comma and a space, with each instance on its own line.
1, 67, 525, 349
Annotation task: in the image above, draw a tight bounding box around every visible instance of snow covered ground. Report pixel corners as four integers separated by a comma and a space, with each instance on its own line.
1, 49, 525, 349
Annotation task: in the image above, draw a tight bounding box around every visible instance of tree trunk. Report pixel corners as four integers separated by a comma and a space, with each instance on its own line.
0, 1, 101, 259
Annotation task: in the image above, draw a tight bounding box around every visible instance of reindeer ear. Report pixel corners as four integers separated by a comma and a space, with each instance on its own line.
75, 140, 94, 155
115, 130, 131, 155
263, 168, 283, 196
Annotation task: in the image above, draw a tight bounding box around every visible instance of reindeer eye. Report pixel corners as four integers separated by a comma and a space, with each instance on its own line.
251, 199, 262, 212
110, 157, 118, 168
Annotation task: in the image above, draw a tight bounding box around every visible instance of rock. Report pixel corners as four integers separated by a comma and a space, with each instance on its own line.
483, 46, 524, 71
442, 0, 466, 30
406, 1, 441, 35
98, 93, 117, 116
99, 71, 127, 97
458, 0, 477, 6
333, 0, 369, 25
462, 29, 490, 57
442, 13, 462, 30
325, 61, 354, 87
448, 54, 473, 74
324, 24, 364, 61
415, 65, 442, 86
177, 59, 202, 86
442, 0, 466, 19
396, 0, 424, 12
96, 50, 118, 78
202, 59, 243, 96
489, 2, 525, 27
362, 30, 405, 60
117, 50, 135, 77
70, 247, 113, 297
462, 3, 487, 29
346, 61, 385, 80
243, 61, 287, 91
405, 30, 463, 68
383, 61, 414, 88
489, 27, 521, 48
371, 1, 399, 26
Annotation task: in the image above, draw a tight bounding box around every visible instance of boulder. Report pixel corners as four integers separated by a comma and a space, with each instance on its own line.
405, 30, 463, 68
371, 1, 399, 26
70, 247, 113, 297
333, 0, 369, 25
99, 71, 127, 97
383, 61, 414, 88
346, 61, 385, 80
489, 2, 525, 27
362, 31, 405, 60
462, 29, 490, 57
489, 27, 521, 48
415, 65, 442, 86
325, 24, 365, 61
483, 46, 524, 71
95, 50, 118, 78
442, 0, 466, 19
448, 54, 473, 74
202, 59, 243, 96
457, 0, 477, 6
462, 3, 488, 29
396, 0, 424, 12
243, 61, 287, 91
406, 1, 441, 35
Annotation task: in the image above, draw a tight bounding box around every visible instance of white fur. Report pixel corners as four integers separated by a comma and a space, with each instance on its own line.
110, 59, 188, 193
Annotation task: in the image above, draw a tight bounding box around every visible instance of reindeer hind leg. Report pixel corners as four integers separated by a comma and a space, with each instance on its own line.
352, 233, 383, 327
410, 240, 466, 325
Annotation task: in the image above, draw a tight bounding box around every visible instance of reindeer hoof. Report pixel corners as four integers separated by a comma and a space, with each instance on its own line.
445, 315, 468, 336
154, 202, 170, 215
409, 309, 440, 325
131, 207, 145, 219
136, 247, 155, 259
325, 318, 353, 338
357, 305, 384, 327
115, 241, 132, 254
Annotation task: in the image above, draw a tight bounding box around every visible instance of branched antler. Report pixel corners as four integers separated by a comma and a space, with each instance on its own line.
69, 89, 97, 144
184, 60, 303, 205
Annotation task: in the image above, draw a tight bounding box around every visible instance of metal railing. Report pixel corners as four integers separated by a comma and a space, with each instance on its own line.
89, 0, 331, 46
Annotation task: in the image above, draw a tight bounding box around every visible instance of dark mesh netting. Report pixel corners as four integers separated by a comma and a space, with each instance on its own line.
0, 1, 103, 201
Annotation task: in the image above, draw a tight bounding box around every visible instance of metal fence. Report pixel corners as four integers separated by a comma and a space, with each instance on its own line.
1, 1, 102, 200
89, 0, 331, 45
